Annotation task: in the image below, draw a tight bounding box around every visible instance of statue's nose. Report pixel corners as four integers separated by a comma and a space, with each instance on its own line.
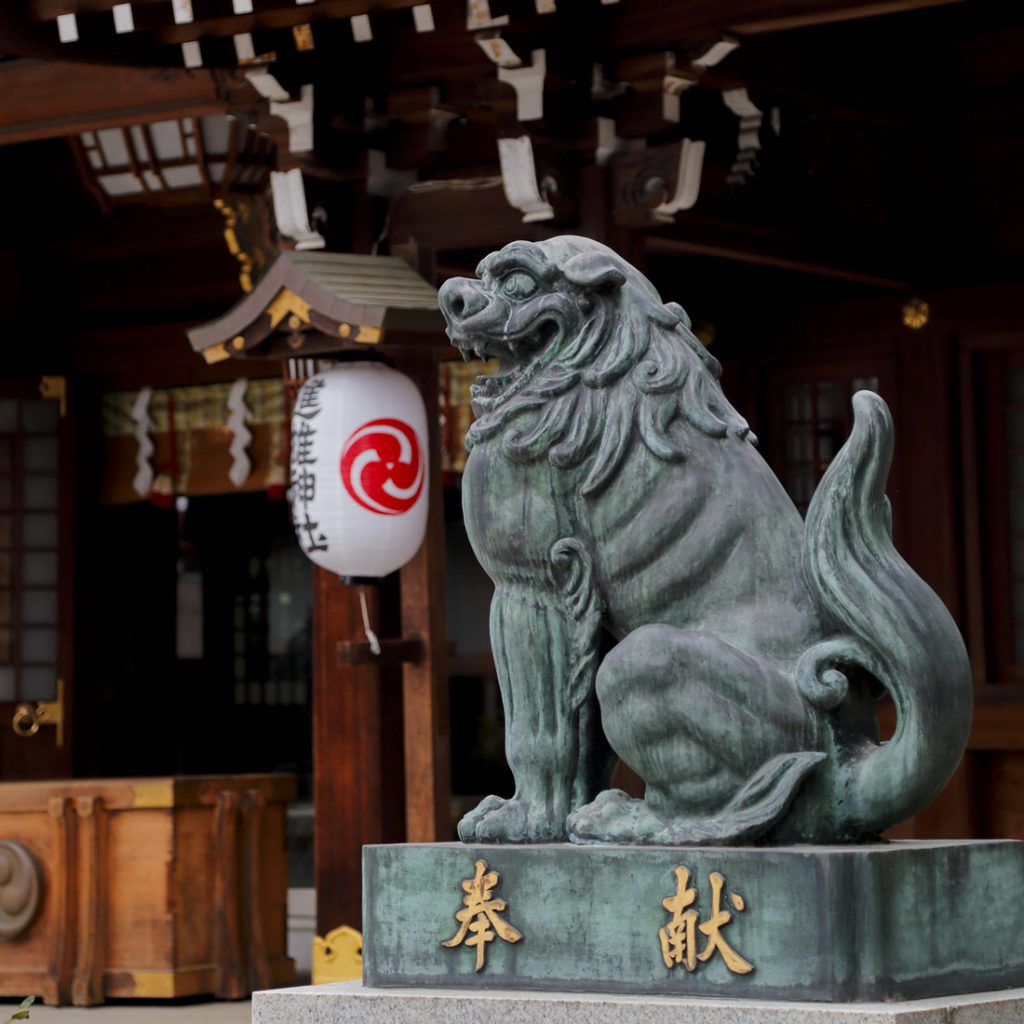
439, 278, 488, 323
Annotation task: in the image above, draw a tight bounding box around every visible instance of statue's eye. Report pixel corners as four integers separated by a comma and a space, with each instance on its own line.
501, 272, 538, 299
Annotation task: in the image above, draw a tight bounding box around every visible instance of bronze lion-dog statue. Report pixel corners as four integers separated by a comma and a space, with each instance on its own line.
438, 236, 971, 846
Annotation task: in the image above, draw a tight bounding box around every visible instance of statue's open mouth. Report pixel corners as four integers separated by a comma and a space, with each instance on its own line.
453, 318, 561, 403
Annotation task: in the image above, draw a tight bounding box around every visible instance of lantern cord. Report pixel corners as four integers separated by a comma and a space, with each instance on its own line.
359, 588, 382, 657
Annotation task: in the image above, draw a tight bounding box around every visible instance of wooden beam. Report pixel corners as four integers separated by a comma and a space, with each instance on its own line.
729, 0, 966, 35
312, 573, 384, 935
72, 325, 279, 390
337, 637, 423, 668
398, 350, 452, 843
0, 4, 183, 66
26, 0, 966, 32
388, 182, 534, 255
646, 233, 910, 290
573, 0, 969, 49
31, 0, 424, 28
0, 60, 251, 146
151, 1, 425, 45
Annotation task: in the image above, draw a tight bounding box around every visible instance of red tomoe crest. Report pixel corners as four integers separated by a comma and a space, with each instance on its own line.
340, 418, 424, 516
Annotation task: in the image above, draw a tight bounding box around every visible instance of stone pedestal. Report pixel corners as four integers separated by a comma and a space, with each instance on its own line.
362, 840, 1024, 1002
253, 980, 1024, 1024
253, 840, 1024, 1022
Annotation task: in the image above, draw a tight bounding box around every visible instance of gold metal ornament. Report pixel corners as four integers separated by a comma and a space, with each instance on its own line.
213, 198, 256, 294
11, 678, 65, 747
203, 342, 231, 364
902, 298, 930, 330
293, 24, 315, 51
39, 375, 67, 416
266, 288, 312, 331
354, 325, 382, 344
312, 925, 363, 984
336, 323, 381, 343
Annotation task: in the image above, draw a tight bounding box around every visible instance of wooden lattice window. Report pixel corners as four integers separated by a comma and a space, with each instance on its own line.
167, 499, 314, 710
0, 398, 62, 704
776, 375, 879, 514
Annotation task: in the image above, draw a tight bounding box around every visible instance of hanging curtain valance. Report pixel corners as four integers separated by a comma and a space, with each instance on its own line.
101, 379, 285, 437
99, 378, 287, 505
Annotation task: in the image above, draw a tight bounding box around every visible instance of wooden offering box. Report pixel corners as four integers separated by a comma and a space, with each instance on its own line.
0, 775, 295, 1005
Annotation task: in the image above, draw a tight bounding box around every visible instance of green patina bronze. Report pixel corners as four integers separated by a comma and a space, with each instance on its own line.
362, 840, 1024, 1001
437, 236, 973, 846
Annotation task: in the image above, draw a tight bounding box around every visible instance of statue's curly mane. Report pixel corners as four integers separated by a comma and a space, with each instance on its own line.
466, 253, 754, 497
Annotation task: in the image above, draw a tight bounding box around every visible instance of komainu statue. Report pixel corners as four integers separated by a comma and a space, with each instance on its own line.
438, 236, 972, 846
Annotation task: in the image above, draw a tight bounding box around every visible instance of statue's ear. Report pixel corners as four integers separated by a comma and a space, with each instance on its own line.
561, 252, 627, 292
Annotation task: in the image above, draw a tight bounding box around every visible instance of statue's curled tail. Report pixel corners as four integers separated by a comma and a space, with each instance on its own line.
790, 391, 972, 840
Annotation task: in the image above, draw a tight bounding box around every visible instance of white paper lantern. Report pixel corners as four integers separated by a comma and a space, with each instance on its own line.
290, 362, 428, 579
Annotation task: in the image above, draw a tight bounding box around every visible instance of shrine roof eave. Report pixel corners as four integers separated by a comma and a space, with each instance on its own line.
187, 249, 446, 363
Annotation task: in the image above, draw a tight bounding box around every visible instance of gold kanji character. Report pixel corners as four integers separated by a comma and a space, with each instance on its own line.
442, 859, 522, 971
659, 865, 753, 976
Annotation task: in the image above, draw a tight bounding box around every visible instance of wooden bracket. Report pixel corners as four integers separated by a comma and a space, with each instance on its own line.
612, 141, 704, 227
336, 637, 424, 668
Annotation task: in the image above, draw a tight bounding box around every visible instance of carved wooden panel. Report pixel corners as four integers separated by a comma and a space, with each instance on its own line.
0, 775, 294, 1006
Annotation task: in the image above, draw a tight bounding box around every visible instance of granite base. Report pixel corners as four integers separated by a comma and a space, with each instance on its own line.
252, 981, 1024, 1024
362, 840, 1024, 1002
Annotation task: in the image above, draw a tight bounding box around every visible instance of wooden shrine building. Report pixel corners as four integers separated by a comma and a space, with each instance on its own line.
1, 0, 1024, 1004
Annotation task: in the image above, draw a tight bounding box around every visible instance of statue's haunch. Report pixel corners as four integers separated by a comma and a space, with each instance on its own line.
439, 235, 972, 846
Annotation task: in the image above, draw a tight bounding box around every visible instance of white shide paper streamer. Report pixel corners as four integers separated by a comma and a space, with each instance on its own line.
227, 378, 253, 488
131, 387, 155, 497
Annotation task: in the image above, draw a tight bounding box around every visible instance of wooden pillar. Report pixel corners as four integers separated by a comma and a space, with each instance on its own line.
312, 576, 386, 934
397, 351, 452, 842
310, 234, 451, 929
312, 352, 451, 930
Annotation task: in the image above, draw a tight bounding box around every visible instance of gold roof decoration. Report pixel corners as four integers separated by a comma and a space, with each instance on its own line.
187, 249, 444, 363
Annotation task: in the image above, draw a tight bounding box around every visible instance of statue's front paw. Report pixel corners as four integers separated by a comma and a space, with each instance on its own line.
568, 788, 658, 844
457, 794, 505, 842
458, 795, 564, 843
